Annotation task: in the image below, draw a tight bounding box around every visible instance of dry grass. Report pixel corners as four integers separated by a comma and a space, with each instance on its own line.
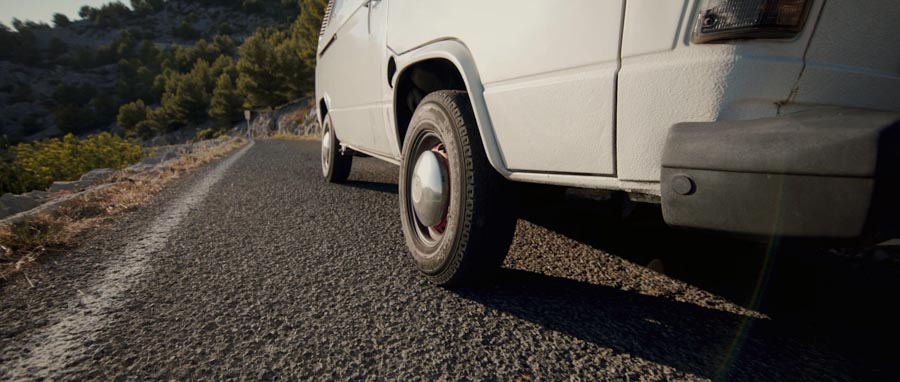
271, 133, 320, 141
0, 138, 247, 282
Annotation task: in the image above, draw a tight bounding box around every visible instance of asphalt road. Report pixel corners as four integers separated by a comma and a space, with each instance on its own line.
2, 139, 899, 381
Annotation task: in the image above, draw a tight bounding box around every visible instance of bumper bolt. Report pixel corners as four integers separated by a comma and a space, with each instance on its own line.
671, 175, 696, 196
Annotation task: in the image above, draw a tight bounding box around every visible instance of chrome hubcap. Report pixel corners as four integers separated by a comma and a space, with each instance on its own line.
406, 136, 451, 246
321, 130, 332, 176
411, 150, 448, 227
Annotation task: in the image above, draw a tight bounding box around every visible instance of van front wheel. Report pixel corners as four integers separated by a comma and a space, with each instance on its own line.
399, 91, 517, 286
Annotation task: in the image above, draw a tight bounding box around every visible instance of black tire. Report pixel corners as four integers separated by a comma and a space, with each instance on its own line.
399, 90, 517, 286
321, 114, 352, 183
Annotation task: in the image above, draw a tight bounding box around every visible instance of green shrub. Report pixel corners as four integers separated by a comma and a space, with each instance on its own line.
195, 127, 220, 141
117, 100, 149, 134
147, 107, 171, 132
133, 120, 161, 140
0, 133, 145, 194
0, 160, 16, 193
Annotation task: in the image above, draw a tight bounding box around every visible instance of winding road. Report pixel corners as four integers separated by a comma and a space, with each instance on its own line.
2, 140, 899, 381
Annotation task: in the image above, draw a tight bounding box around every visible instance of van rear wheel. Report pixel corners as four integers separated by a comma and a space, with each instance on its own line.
399, 91, 517, 286
321, 114, 352, 183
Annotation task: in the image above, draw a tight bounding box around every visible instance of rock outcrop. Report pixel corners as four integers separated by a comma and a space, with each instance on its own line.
248, 98, 320, 138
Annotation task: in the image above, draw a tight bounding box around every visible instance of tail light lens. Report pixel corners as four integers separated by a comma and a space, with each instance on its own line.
693, 0, 813, 44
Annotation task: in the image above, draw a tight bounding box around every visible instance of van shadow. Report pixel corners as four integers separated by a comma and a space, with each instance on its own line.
455, 191, 900, 380
454, 268, 841, 381
343, 180, 398, 195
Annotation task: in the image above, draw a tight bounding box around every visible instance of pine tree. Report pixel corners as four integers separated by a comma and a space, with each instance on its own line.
147, 107, 170, 133
236, 28, 288, 109
209, 74, 244, 124
52, 13, 71, 28
161, 61, 212, 124
293, 0, 328, 92
275, 29, 304, 100
234, 0, 327, 109
192, 59, 216, 94
79, 6, 96, 20
131, 0, 165, 15
136, 40, 161, 67
211, 55, 238, 82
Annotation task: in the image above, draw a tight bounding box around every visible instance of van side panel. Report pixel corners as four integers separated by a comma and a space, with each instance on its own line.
388, 0, 625, 175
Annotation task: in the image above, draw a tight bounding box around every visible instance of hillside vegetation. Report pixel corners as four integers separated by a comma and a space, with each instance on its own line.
0, 133, 145, 194
0, 0, 327, 194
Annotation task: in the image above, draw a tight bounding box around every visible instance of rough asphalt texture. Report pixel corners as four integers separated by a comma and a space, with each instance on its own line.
2, 140, 899, 381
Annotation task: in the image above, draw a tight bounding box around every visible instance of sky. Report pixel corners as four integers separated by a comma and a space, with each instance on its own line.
0, 0, 126, 27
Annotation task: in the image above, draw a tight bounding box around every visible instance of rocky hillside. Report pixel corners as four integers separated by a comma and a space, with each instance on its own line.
0, 0, 300, 145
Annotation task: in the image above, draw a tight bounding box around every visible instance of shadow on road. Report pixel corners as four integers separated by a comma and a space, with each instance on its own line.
455, 268, 838, 381
343, 180, 398, 195
457, 191, 900, 380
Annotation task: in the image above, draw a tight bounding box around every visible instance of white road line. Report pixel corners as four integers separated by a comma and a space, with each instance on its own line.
4, 141, 255, 381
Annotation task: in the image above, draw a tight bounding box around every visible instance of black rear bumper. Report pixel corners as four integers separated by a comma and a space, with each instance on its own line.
661, 109, 900, 241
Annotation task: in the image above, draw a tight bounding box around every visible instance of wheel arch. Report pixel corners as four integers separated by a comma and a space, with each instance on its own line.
318, 97, 329, 123
391, 40, 509, 176
317, 93, 343, 142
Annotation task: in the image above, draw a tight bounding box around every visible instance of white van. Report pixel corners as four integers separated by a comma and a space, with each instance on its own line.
315, 0, 900, 285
